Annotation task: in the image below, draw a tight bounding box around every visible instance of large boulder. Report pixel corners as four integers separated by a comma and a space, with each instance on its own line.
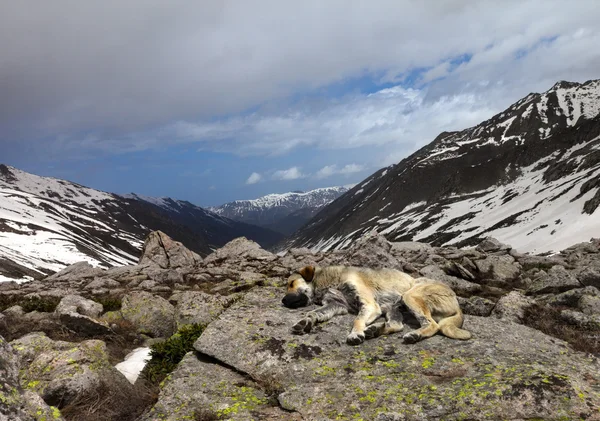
55, 294, 103, 318
44, 261, 104, 282
120, 291, 176, 338
0, 335, 62, 420
170, 291, 239, 328
527, 265, 582, 295
474, 255, 521, 285
203, 237, 276, 265
54, 294, 111, 336
491, 291, 534, 324
342, 231, 404, 269
195, 288, 600, 421
11, 333, 134, 413
139, 230, 202, 269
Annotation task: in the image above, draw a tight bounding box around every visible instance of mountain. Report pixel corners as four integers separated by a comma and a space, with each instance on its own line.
0, 165, 283, 282
284, 79, 600, 254
210, 186, 349, 235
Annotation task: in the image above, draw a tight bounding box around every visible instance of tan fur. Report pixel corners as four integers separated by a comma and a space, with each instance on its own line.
283, 265, 471, 345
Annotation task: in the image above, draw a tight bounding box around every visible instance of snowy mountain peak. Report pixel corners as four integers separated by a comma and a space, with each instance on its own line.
284, 79, 600, 254
211, 186, 349, 235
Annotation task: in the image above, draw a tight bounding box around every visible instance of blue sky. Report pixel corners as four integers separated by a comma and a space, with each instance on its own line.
1, 1, 600, 206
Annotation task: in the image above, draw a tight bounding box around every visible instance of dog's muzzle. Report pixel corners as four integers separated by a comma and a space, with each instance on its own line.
282, 292, 309, 309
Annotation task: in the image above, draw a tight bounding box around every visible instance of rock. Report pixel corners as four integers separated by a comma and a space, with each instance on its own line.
543, 286, 600, 310
55, 294, 103, 318
527, 265, 582, 295
139, 230, 202, 269
1, 335, 63, 420
170, 291, 239, 327
560, 309, 600, 328
11, 333, 134, 415
458, 296, 495, 316
141, 352, 300, 421
84, 277, 120, 290
491, 291, 534, 323
419, 265, 482, 295
44, 261, 103, 282
195, 288, 600, 421
391, 241, 434, 254
474, 255, 521, 285
204, 237, 276, 265
2, 305, 24, 318
121, 292, 176, 338
577, 265, 600, 289
475, 237, 511, 253
579, 294, 600, 316
343, 232, 404, 269
59, 312, 113, 336
137, 279, 157, 289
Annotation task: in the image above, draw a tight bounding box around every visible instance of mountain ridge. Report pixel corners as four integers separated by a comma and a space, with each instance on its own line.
283, 79, 600, 253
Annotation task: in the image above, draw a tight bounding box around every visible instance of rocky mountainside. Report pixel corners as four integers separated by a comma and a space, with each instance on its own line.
210, 186, 348, 235
1, 230, 599, 420
284, 79, 600, 254
0, 165, 282, 282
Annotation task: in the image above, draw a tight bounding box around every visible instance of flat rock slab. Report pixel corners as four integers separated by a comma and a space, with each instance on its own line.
142, 352, 302, 421
195, 287, 600, 421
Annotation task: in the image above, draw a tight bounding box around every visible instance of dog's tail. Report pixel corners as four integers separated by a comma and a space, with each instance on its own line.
439, 311, 471, 340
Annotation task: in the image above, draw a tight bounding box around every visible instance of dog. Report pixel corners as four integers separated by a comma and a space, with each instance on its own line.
281, 265, 471, 345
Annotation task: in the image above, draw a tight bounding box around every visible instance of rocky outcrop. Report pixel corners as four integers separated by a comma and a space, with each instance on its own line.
139, 231, 202, 269
2, 231, 600, 420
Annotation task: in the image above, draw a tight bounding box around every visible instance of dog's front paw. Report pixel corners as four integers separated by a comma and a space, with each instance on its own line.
402, 331, 421, 344
364, 323, 385, 339
292, 318, 313, 334
346, 332, 366, 346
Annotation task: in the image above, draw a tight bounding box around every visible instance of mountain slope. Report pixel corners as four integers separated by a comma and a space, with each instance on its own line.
210, 186, 348, 235
0, 165, 282, 282
284, 79, 600, 254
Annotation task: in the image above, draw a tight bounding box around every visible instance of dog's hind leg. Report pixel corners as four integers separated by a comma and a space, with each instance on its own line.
364, 301, 404, 339
401, 292, 439, 344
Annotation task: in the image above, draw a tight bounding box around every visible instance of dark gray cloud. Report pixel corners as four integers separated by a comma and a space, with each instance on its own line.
1, 0, 599, 157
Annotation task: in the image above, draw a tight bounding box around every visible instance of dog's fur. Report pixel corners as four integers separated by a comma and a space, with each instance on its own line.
282, 265, 471, 345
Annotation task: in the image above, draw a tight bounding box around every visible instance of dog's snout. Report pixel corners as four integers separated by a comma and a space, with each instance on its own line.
282, 292, 308, 309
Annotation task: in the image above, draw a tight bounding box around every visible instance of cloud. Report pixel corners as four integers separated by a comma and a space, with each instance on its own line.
1, 0, 598, 149
245, 172, 262, 184
272, 167, 305, 180
315, 164, 365, 179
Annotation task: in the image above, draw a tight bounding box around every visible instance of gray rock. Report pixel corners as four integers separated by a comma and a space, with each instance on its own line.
419, 265, 482, 295
458, 296, 495, 316
141, 352, 300, 421
204, 237, 276, 265
491, 291, 534, 323
55, 294, 103, 318
171, 291, 239, 328
474, 255, 521, 285
343, 232, 404, 269
543, 286, 600, 309
391, 241, 434, 254
579, 294, 600, 316
139, 230, 202, 269
0, 335, 63, 420
121, 291, 176, 338
475, 237, 511, 253
44, 261, 103, 282
560, 309, 600, 328
195, 288, 600, 421
84, 277, 120, 290
2, 305, 24, 318
577, 265, 600, 289
11, 333, 134, 414
58, 311, 112, 336
527, 265, 582, 295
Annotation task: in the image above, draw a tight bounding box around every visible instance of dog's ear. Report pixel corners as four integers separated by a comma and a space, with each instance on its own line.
298, 265, 315, 282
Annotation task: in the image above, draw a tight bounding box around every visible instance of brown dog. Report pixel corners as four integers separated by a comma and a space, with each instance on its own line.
282, 265, 471, 345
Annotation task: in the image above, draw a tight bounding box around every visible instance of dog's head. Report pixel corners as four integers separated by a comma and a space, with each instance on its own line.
282, 265, 316, 308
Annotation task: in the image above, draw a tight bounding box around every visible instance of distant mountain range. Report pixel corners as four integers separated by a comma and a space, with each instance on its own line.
284, 79, 600, 254
0, 165, 282, 282
210, 186, 349, 235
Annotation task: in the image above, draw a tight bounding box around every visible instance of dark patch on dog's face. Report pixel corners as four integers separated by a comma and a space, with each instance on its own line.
282, 273, 313, 308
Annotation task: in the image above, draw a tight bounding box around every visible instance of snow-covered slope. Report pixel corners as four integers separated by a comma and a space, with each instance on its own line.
211, 186, 348, 235
0, 165, 282, 282
284, 79, 600, 254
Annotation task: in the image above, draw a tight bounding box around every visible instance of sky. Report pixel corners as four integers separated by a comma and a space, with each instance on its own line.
1, 1, 600, 207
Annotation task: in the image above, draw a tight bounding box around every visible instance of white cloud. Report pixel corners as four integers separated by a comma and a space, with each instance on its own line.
315, 164, 365, 179
245, 172, 262, 184
272, 167, 305, 180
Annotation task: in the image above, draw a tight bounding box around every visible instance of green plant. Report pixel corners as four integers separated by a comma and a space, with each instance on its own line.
143, 323, 206, 384
20, 295, 61, 313
92, 294, 123, 312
